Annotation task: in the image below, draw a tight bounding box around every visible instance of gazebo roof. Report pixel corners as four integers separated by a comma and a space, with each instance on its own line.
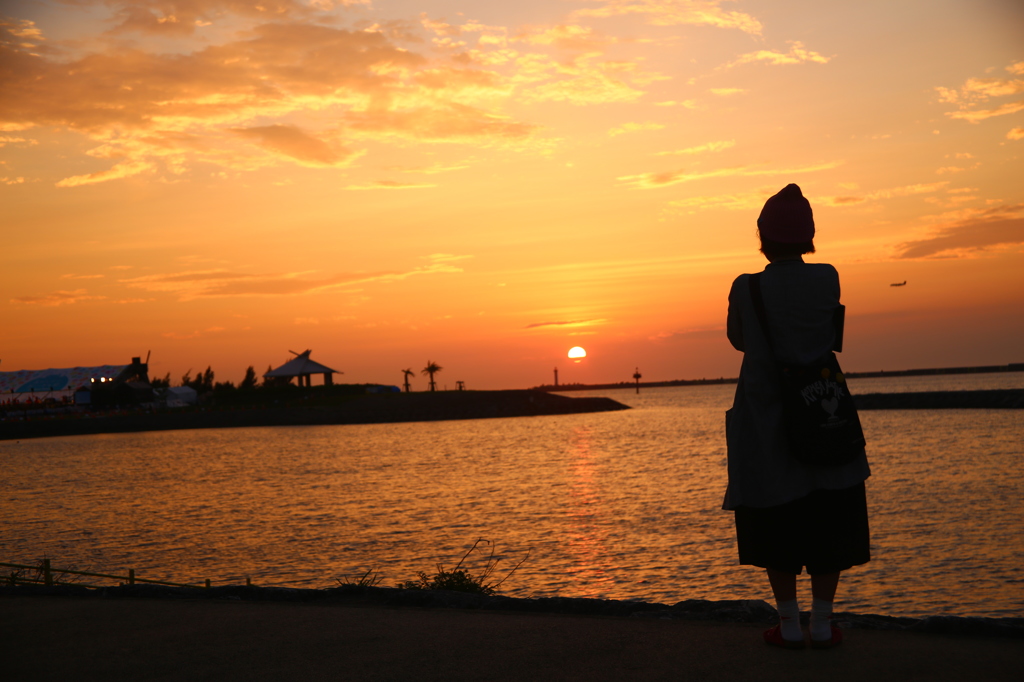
264, 350, 340, 378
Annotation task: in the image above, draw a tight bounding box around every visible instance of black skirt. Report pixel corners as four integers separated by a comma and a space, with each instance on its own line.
733, 481, 870, 575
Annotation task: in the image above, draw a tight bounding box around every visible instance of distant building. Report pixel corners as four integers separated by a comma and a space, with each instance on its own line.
0, 357, 150, 407
264, 350, 341, 387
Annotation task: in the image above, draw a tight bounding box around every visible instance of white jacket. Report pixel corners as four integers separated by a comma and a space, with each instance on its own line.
723, 259, 870, 509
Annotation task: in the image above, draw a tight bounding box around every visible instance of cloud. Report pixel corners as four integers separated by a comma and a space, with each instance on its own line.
947, 100, 1024, 123
823, 181, 949, 206
1009, 127, 1024, 141
525, 319, 606, 329
10, 289, 106, 306
101, 1, 341, 36
720, 41, 830, 69
0, 15, 536, 182
230, 125, 359, 166
55, 159, 154, 187
937, 60, 1024, 124
655, 139, 734, 156
666, 192, 760, 212
619, 160, 841, 189
570, 0, 763, 35
61, 273, 105, 279
0, 135, 38, 147
935, 164, 979, 175
709, 88, 744, 96
345, 103, 536, 142
344, 180, 437, 190
608, 121, 665, 136
649, 326, 724, 341
512, 53, 652, 106
427, 253, 473, 263
119, 263, 462, 299
514, 24, 613, 51
896, 204, 1024, 259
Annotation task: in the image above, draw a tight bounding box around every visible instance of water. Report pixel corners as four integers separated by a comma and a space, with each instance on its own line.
2, 373, 1022, 618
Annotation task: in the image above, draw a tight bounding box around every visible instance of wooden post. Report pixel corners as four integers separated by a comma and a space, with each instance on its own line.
43, 558, 52, 586
246, 576, 251, 587
128, 568, 135, 585
205, 578, 211, 588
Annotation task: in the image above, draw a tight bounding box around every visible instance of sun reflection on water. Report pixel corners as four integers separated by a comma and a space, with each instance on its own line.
564, 426, 614, 597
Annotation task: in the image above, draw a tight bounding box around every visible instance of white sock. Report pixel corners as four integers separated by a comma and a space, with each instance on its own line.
810, 598, 834, 640
776, 599, 802, 641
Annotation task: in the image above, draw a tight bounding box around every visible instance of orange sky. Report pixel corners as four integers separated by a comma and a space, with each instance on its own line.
2, 1, 1022, 390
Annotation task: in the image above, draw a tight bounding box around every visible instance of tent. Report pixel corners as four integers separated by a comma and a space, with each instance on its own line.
264, 350, 341, 387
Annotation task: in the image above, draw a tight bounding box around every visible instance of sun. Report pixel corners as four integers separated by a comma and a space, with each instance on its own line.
568, 346, 587, 363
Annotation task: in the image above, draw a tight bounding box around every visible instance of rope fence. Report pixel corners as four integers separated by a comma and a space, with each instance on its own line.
1, 559, 253, 589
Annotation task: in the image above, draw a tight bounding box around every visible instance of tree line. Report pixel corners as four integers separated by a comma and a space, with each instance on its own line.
149, 360, 448, 395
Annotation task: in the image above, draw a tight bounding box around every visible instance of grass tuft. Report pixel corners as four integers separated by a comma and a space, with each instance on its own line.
336, 568, 384, 588
397, 539, 530, 595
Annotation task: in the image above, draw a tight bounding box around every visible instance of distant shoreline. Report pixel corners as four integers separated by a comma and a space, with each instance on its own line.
536, 362, 1024, 392
0, 389, 629, 442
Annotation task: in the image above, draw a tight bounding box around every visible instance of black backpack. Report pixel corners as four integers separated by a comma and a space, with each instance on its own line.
748, 273, 866, 467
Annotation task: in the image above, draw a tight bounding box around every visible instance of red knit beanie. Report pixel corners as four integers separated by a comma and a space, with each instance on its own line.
757, 183, 815, 243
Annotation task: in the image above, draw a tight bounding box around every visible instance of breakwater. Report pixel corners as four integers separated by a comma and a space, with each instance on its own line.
0, 390, 629, 441
855, 389, 1024, 409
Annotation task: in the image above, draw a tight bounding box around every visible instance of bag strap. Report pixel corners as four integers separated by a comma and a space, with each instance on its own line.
747, 273, 776, 351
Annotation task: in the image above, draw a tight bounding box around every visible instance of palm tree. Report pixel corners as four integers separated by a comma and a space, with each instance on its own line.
401, 368, 415, 393
422, 361, 443, 392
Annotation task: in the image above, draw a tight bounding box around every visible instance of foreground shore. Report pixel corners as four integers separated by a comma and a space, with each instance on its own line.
3, 587, 1021, 681
0, 390, 629, 441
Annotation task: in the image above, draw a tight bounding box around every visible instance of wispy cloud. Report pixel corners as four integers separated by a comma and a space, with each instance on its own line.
344, 180, 437, 190
525, 319, 606, 329
230, 125, 360, 167
937, 60, 1024, 124
56, 159, 154, 187
709, 88, 745, 96
608, 121, 665, 137
650, 326, 725, 341
655, 140, 734, 156
896, 204, 1024, 259
947, 101, 1024, 123
427, 253, 474, 263
570, 0, 763, 35
665, 192, 761, 212
619, 160, 841, 189
120, 263, 463, 299
10, 289, 106, 306
822, 181, 949, 206
514, 24, 613, 51
719, 41, 830, 69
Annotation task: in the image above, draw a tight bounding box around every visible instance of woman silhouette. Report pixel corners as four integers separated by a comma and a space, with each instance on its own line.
724, 184, 871, 649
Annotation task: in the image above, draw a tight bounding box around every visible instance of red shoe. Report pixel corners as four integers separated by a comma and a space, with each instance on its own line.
763, 624, 805, 649
811, 625, 843, 649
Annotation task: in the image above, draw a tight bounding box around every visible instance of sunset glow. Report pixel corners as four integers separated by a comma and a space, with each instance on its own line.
2, 1, 1022, 389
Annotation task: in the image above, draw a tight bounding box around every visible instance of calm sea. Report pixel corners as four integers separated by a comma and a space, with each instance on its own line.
2, 373, 1022, 618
